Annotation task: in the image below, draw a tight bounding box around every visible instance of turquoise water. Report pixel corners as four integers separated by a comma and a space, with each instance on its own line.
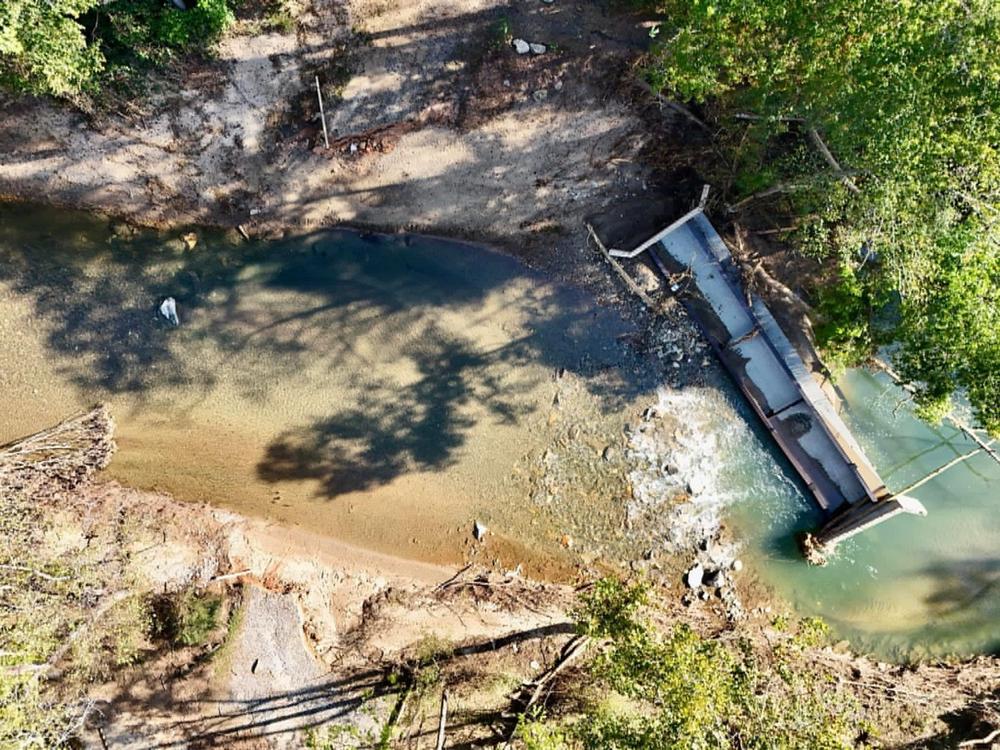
732, 369, 1000, 662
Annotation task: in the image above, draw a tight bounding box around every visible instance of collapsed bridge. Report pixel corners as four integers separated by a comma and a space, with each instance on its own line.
607, 205, 926, 562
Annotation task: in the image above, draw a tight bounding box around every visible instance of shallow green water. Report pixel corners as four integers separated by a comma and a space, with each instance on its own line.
732, 369, 1000, 662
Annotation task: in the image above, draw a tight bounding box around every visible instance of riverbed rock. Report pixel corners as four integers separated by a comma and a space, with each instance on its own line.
687, 477, 707, 495
731, 559, 744, 572
159, 297, 179, 326
530, 43, 547, 54
704, 569, 724, 589
685, 563, 704, 589
512, 39, 530, 54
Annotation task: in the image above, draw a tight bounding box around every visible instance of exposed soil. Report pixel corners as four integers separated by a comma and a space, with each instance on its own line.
3, 1, 999, 746
34, 453, 1000, 750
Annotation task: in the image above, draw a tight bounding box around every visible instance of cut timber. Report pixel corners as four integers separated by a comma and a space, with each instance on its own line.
586, 223, 657, 310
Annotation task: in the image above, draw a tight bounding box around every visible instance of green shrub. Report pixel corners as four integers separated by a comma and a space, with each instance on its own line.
0, 0, 236, 98
567, 579, 864, 750
96, 0, 235, 68
149, 590, 222, 647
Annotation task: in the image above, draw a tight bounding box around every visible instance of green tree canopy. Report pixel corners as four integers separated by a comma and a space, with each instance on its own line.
0, 0, 234, 99
0, 0, 103, 97
644, 0, 1000, 435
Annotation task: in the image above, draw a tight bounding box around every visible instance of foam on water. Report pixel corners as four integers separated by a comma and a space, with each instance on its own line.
626, 384, 808, 556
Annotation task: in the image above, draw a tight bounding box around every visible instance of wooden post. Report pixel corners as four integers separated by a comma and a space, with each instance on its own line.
435, 690, 448, 750
315, 76, 330, 149
895, 443, 993, 497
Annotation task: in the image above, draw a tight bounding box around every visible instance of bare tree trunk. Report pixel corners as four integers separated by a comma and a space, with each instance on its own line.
807, 128, 861, 194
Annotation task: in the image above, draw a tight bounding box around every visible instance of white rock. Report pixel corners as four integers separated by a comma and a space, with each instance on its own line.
513, 38, 530, 54
686, 563, 704, 589
529, 43, 547, 54
732, 559, 744, 572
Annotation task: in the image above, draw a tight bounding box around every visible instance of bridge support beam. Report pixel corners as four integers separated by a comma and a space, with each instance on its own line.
800, 495, 927, 565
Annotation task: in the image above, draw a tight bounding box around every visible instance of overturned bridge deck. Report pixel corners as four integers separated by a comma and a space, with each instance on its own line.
611, 208, 926, 553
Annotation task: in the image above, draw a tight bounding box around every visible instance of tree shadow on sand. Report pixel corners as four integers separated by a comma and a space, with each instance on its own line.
0, 204, 659, 498
257, 325, 532, 496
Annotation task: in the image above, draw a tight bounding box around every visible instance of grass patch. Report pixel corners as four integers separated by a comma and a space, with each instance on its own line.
149, 590, 223, 647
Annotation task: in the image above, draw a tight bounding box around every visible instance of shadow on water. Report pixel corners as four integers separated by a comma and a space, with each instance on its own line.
0, 203, 655, 499
257, 325, 523, 496
922, 558, 1000, 617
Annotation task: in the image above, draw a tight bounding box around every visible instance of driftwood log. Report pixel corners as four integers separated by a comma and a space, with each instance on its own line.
0, 406, 115, 501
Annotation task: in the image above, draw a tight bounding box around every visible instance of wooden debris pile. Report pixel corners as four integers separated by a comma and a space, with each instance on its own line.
0, 406, 116, 501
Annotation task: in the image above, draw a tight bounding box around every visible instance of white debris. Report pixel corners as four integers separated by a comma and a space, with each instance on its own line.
159, 297, 179, 326
686, 563, 705, 589
513, 39, 531, 54
473, 520, 487, 541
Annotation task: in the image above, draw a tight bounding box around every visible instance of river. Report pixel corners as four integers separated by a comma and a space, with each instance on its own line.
1, 202, 997, 661
0, 202, 657, 577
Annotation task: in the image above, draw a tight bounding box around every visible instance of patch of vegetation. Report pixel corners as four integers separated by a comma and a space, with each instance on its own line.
637, 0, 1000, 436
0, 489, 150, 746
488, 16, 512, 50
149, 590, 223, 647
0, 0, 236, 101
235, 0, 297, 35
512, 578, 870, 750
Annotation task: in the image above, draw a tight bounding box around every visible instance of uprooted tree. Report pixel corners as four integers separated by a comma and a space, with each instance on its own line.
640, 0, 999, 436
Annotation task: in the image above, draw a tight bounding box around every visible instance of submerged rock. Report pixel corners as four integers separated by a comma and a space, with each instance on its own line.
159, 297, 179, 326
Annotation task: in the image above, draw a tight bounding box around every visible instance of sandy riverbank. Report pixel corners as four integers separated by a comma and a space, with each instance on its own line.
9, 415, 995, 749
0, 0, 703, 291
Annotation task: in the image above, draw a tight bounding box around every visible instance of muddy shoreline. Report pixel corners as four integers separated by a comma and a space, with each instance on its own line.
4, 407, 998, 748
